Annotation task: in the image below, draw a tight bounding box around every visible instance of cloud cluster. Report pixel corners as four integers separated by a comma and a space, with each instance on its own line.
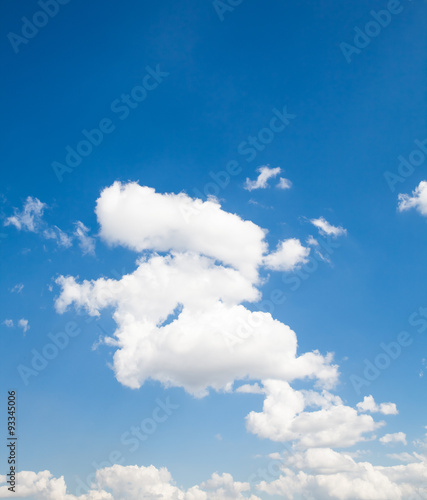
0, 466, 261, 500
3, 456, 427, 500
246, 381, 384, 448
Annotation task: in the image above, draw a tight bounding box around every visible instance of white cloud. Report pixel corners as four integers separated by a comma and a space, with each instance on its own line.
55, 253, 337, 397
398, 180, 427, 216
96, 181, 266, 281
18, 318, 30, 333
277, 177, 292, 190
246, 381, 383, 448
3, 319, 13, 328
74, 221, 96, 255
310, 217, 347, 238
10, 283, 24, 293
43, 226, 73, 248
357, 396, 398, 415
263, 238, 310, 272
55, 183, 339, 397
4, 197, 46, 232
244, 166, 281, 191
0, 465, 262, 500
258, 447, 427, 500
306, 235, 319, 247
380, 433, 407, 445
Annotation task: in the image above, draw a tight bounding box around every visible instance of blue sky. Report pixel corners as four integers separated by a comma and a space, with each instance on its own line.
1, 1, 427, 499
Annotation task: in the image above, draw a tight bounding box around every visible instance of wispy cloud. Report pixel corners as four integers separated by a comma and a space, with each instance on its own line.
310, 216, 347, 238
74, 221, 96, 255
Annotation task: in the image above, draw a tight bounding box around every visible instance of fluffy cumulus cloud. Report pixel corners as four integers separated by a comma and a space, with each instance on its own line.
357, 396, 398, 415
310, 217, 347, 238
263, 238, 310, 271
380, 433, 407, 446
55, 252, 337, 396
398, 180, 427, 217
244, 166, 282, 191
95, 182, 266, 281
257, 448, 427, 499
56, 182, 339, 396
246, 380, 383, 448
0, 465, 261, 500
5, 458, 427, 500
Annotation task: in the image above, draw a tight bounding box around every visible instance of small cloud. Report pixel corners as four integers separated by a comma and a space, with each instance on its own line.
357, 395, 398, 415
277, 177, 292, 190
74, 221, 96, 255
3, 319, 14, 327
310, 216, 347, 238
4, 197, 46, 232
215, 434, 223, 441
18, 318, 30, 333
398, 180, 427, 217
264, 238, 310, 272
306, 235, 319, 247
244, 166, 281, 191
380, 432, 407, 445
10, 283, 24, 293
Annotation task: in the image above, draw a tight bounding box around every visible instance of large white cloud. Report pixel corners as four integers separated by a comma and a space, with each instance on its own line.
398, 180, 427, 217
0, 466, 261, 500
246, 380, 383, 448
55, 252, 337, 396
55, 182, 340, 396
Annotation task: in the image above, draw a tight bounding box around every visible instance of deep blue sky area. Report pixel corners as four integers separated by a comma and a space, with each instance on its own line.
0, 1, 426, 498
